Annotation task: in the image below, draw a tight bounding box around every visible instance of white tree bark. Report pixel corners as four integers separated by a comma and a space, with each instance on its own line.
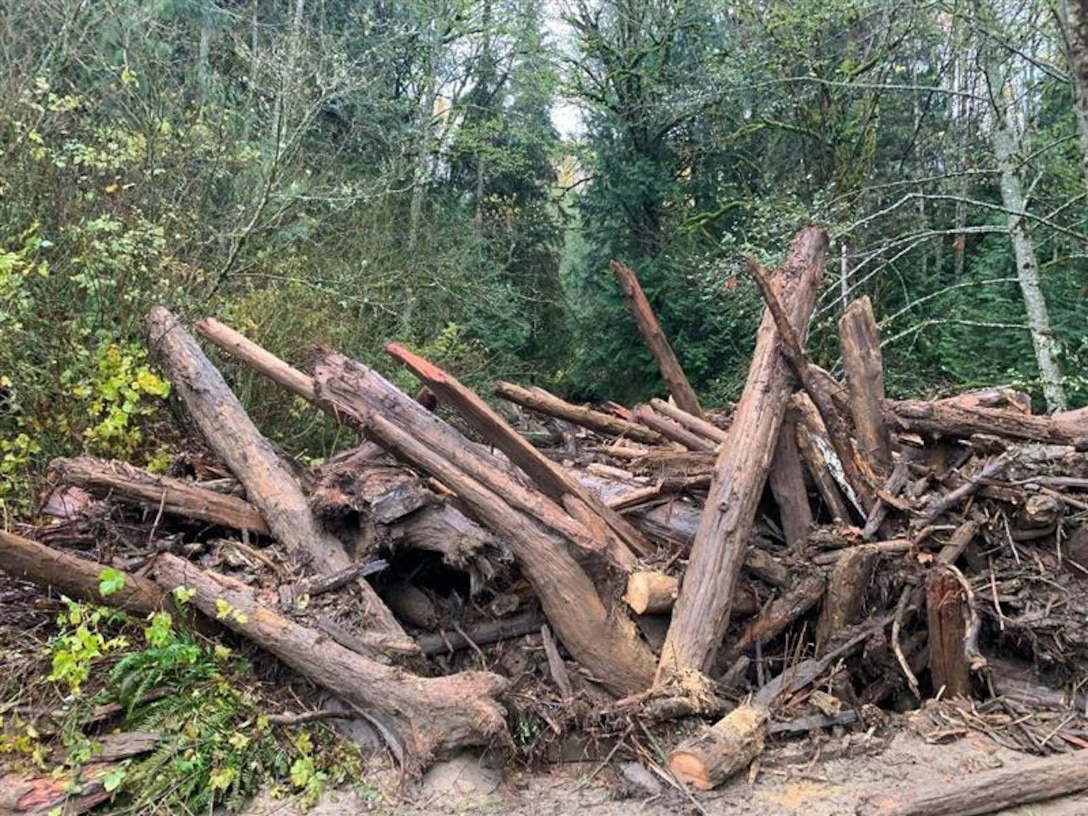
989, 97, 1068, 412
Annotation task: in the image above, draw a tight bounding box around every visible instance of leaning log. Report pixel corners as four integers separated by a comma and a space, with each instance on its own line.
0, 529, 163, 614
314, 351, 656, 696
152, 554, 507, 765
386, 342, 652, 562
142, 308, 410, 646
657, 226, 828, 681
610, 260, 704, 419
50, 457, 270, 536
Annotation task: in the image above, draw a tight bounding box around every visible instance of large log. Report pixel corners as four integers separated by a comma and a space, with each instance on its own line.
0, 529, 163, 614
768, 410, 813, 548
656, 227, 828, 681
50, 457, 270, 535
152, 554, 507, 764
314, 351, 656, 696
494, 381, 664, 445
142, 308, 410, 646
856, 748, 1088, 816
610, 260, 704, 419
889, 399, 1088, 449
385, 342, 653, 562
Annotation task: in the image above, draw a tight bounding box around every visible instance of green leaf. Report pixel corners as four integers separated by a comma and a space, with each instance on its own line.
98, 567, 126, 597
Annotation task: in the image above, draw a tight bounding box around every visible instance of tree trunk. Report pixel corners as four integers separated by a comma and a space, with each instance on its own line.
142, 308, 410, 646
314, 351, 656, 696
656, 226, 828, 682
1060, 0, 1088, 189
609, 260, 704, 418
988, 78, 1067, 412
152, 554, 508, 765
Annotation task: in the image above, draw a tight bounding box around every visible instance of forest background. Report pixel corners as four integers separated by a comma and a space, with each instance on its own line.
1, 0, 1087, 517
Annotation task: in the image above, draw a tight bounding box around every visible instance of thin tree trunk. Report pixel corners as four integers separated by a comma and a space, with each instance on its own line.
1060, 0, 1088, 188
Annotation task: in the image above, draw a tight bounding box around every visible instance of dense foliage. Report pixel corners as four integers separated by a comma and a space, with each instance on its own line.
1, 0, 1086, 513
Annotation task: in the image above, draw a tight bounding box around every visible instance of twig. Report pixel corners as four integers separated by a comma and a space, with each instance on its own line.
267, 709, 356, 726
917, 451, 1015, 526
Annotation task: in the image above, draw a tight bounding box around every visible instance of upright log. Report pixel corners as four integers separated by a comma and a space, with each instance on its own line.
656, 226, 828, 682
142, 308, 410, 645
839, 296, 892, 478
152, 554, 507, 764
610, 260, 704, 419
768, 410, 813, 548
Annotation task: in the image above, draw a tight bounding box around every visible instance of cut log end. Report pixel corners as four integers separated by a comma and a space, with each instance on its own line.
667, 704, 769, 790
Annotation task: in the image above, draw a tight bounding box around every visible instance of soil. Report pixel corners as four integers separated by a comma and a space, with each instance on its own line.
238, 727, 1088, 816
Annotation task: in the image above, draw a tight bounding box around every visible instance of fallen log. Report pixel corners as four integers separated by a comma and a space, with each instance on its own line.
0, 529, 163, 614
494, 382, 663, 445
888, 400, 1088, 449
656, 227, 829, 682
855, 747, 1088, 816
632, 404, 717, 452
314, 351, 656, 696
50, 457, 270, 536
649, 398, 728, 445
610, 260, 704, 419
143, 308, 411, 647
152, 553, 507, 764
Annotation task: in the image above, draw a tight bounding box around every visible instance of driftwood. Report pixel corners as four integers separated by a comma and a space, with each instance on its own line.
793, 392, 855, 522
839, 296, 893, 478
385, 342, 653, 562
632, 404, 716, 452
926, 566, 970, 698
650, 398, 727, 444
856, 747, 1088, 816
610, 260, 704, 419
889, 400, 1088, 449
313, 350, 656, 696
747, 256, 876, 513
0, 529, 164, 614
656, 227, 829, 682
50, 457, 270, 535
143, 307, 410, 647
494, 381, 663, 445
768, 410, 813, 547
152, 553, 507, 762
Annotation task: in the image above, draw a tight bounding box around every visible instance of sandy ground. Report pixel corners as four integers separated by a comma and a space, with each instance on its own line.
238, 727, 1088, 816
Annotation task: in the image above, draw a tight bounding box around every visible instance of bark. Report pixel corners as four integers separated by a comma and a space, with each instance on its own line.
657, 226, 828, 681
667, 704, 769, 791
1059, 0, 1088, 189
839, 296, 892, 478
632, 404, 717, 452
50, 457, 270, 536
855, 748, 1088, 816
314, 351, 656, 696
494, 381, 663, 445
0, 530, 164, 615
888, 400, 1088, 449
152, 554, 508, 764
817, 544, 878, 652
385, 342, 653, 561
926, 567, 970, 699
988, 80, 1067, 412
610, 260, 704, 419
726, 573, 826, 661
143, 308, 410, 645
768, 411, 813, 548
649, 398, 728, 444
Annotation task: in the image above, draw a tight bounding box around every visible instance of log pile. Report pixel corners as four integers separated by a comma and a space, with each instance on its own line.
4, 226, 1088, 813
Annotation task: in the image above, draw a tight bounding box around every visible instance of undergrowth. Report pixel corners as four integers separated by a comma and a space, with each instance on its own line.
0, 577, 366, 814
